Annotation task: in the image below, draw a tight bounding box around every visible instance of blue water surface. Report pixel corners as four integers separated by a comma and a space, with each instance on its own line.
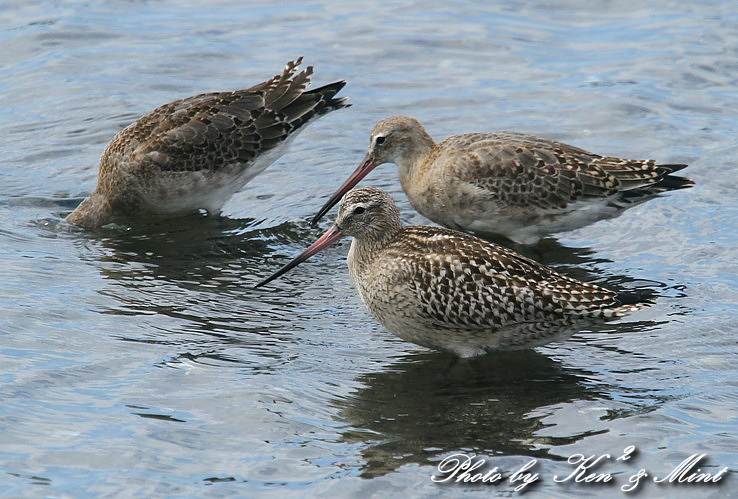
1, 0, 736, 497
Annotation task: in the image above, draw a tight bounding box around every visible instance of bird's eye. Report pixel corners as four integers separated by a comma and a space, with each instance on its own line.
375, 136, 385, 145
353, 206, 366, 215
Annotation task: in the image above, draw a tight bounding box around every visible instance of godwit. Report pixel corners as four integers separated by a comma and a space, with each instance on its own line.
311, 116, 692, 244
259, 187, 647, 357
66, 58, 349, 228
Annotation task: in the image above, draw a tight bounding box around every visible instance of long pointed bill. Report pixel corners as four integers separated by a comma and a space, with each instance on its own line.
255, 225, 344, 288
311, 153, 378, 226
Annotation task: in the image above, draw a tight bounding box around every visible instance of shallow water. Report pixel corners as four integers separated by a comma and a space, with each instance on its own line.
1, 0, 737, 497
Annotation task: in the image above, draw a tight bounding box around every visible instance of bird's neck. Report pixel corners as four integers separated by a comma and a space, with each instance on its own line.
347, 223, 402, 275
65, 190, 113, 229
397, 132, 435, 196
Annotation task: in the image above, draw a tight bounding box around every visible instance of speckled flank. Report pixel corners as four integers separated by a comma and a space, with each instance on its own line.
338, 187, 645, 357
66, 58, 349, 228
358, 116, 693, 244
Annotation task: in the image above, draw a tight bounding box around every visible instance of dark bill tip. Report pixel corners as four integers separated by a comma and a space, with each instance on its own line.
310, 155, 378, 226
255, 225, 344, 288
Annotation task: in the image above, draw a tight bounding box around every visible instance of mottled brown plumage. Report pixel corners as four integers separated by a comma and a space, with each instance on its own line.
67, 58, 349, 228
312, 116, 693, 244
260, 187, 646, 357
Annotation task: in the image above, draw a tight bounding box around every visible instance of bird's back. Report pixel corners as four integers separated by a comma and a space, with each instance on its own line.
68, 58, 348, 227
355, 225, 631, 330
102, 60, 348, 182
413, 131, 691, 243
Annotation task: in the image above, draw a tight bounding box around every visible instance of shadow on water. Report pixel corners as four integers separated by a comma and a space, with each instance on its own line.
59, 208, 314, 289
333, 322, 673, 479
41, 204, 335, 372
334, 349, 605, 478
79, 210, 319, 291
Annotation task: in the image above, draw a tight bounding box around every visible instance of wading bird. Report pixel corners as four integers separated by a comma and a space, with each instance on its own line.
260, 187, 647, 357
67, 58, 349, 228
312, 116, 692, 244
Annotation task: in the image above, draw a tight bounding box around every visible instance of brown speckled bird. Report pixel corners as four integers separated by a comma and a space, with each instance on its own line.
259, 187, 647, 357
67, 58, 349, 228
312, 116, 693, 244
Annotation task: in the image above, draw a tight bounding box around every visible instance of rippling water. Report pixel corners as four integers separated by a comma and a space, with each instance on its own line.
1, 0, 737, 496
